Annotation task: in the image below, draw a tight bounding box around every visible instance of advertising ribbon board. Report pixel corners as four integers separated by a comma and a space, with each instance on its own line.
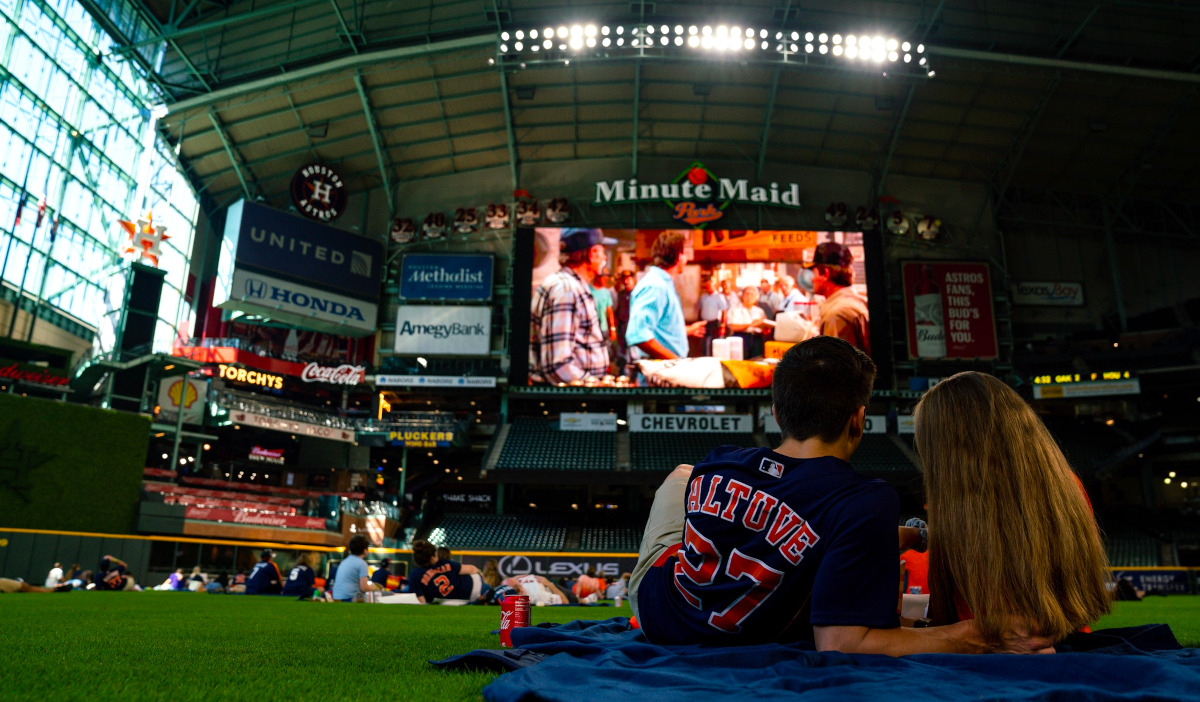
1110, 569, 1191, 595
560, 413, 619, 432
1011, 281, 1085, 307
375, 375, 496, 388
1033, 379, 1141, 399
0, 360, 71, 388
629, 414, 753, 433
400, 254, 494, 301
184, 506, 326, 530
393, 306, 491, 356
902, 261, 998, 360
460, 553, 641, 579
229, 410, 355, 443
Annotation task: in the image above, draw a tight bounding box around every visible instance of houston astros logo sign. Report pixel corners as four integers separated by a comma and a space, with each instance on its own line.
291, 163, 347, 222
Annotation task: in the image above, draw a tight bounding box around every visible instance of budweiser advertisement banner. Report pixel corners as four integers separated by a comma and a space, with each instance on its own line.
901, 261, 998, 360
185, 506, 326, 530
229, 410, 356, 442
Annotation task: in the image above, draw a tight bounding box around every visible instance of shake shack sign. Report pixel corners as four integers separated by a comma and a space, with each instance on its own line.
593, 161, 801, 227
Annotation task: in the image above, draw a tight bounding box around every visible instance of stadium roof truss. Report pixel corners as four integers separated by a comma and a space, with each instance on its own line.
95, 0, 1200, 218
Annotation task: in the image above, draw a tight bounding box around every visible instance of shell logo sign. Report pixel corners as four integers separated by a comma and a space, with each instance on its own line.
166, 378, 200, 409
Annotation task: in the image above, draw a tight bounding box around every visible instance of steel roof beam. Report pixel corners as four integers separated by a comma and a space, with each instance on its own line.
353, 72, 394, 213
207, 110, 256, 199
755, 68, 781, 182
166, 34, 496, 114
872, 83, 916, 200
929, 45, 1200, 85
631, 62, 641, 177
117, 0, 330, 53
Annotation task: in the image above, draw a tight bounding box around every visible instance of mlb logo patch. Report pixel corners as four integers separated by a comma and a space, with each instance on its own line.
759, 457, 784, 478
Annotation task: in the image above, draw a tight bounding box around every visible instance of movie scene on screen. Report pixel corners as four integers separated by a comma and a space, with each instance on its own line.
526, 227, 874, 389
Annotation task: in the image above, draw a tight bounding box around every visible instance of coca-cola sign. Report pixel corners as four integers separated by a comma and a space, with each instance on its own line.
300, 362, 365, 385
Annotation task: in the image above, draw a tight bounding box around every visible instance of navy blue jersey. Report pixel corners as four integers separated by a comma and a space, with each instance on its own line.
637, 446, 900, 645
245, 560, 283, 594
408, 560, 474, 601
280, 564, 316, 597
370, 566, 390, 587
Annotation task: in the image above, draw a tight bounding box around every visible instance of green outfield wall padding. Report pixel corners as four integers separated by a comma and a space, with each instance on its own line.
0, 394, 150, 535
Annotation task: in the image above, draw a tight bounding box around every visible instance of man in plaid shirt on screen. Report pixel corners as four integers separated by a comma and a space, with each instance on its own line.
530, 228, 616, 384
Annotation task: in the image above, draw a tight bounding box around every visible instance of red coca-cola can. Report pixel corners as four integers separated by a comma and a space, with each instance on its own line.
499, 595, 531, 648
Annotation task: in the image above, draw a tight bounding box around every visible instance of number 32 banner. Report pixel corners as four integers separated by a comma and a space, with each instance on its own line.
901, 261, 998, 360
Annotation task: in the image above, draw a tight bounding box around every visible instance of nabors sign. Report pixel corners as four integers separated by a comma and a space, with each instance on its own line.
300, 362, 365, 385
593, 161, 801, 226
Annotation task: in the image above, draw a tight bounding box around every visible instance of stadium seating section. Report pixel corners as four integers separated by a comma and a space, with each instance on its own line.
494, 418, 616, 471
425, 513, 569, 551
630, 432, 755, 471
579, 522, 642, 553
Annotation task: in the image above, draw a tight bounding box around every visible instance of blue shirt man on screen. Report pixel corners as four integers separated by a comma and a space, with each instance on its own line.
628, 337, 1056, 656
332, 536, 377, 602
406, 540, 489, 603
245, 549, 283, 595
625, 231, 706, 360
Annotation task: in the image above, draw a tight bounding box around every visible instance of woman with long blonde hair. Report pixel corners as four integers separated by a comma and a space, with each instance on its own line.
914, 371, 1111, 644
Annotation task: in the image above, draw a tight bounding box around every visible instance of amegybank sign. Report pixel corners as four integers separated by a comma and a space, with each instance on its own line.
393, 305, 491, 356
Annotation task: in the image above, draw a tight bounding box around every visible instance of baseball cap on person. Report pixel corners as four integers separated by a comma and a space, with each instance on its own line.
560, 228, 617, 253
804, 241, 854, 268
260, 549, 274, 560
378, 559, 391, 568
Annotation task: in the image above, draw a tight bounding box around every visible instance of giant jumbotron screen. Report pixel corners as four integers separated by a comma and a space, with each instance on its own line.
508, 227, 887, 390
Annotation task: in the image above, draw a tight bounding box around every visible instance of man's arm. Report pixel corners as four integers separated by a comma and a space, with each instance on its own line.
635, 338, 679, 359
359, 576, 377, 592
606, 306, 617, 341
814, 619, 1056, 656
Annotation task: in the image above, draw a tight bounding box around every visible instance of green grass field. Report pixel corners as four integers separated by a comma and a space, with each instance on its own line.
2, 593, 1198, 701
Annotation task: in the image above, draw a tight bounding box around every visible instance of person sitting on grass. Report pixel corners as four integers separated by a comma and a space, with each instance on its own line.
281, 552, 319, 599
332, 535, 381, 602
370, 558, 392, 590
94, 555, 136, 591
407, 540, 488, 603
245, 549, 283, 595
572, 567, 606, 604
493, 574, 572, 606
913, 371, 1113, 643
628, 337, 1054, 654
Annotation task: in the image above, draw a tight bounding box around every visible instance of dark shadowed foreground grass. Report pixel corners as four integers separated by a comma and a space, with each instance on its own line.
0, 592, 615, 701
1, 593, 1196, 701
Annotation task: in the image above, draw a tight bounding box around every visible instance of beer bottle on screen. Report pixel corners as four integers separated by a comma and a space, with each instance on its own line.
913, 264, 947, 358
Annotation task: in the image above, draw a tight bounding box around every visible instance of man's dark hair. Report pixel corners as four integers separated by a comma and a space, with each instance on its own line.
412, 539, 437, 567
347, 535, 369, 556
772, 336, 876, 442
651, 231, 687, 268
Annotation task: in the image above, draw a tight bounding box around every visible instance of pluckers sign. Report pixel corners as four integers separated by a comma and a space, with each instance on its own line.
593, 161, 802, 227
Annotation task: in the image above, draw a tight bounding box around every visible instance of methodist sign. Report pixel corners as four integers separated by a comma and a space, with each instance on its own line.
400, 254, 493, 301
393, 306, 491, 356
629, 413, 753, 433
593, 161, 802, 227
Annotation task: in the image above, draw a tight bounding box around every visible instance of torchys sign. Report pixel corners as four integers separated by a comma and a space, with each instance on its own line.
593, 161, 802, 227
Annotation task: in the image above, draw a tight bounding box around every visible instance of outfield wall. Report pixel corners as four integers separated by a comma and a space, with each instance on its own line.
0, 394, 150, 535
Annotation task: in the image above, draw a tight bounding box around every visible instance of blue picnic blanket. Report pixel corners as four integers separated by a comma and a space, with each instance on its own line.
434, 618, 1200, 701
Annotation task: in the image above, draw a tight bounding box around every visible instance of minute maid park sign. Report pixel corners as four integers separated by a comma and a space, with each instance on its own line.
592, 161, 801, 227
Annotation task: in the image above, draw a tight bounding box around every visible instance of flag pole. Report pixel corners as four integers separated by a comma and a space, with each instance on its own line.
2, 151, 37, 337
25, 133, 80, 343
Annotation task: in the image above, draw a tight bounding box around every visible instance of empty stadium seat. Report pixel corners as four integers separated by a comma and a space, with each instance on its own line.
425, 513, 568, 551
630, 432, 754, 471
494, 418, 617, 471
